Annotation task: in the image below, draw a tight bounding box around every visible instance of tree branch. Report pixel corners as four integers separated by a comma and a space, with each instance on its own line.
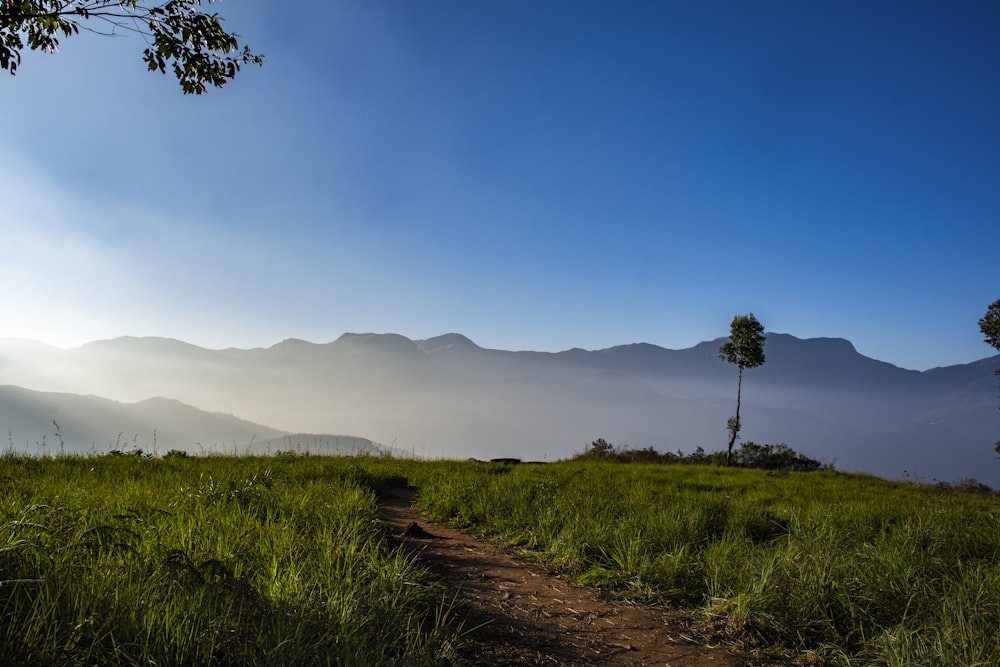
1, 0, 262, 92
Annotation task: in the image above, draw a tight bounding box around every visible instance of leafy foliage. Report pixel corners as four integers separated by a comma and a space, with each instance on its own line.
576, 438, 824, 472
729, 441, 822, 471
719, 313, 766, 464
584, 437, 615, 458
980, 298, 1000, 353
0, 0, 262, 93
979, 299, 1000, 456
718, 313, 767, 370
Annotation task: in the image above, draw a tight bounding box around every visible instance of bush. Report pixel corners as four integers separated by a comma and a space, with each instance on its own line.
584, 438, 615, 458
573, 439, 825, 472
731, 441, 823, 472
937, 478, 994, 493
105, 448, 153, 460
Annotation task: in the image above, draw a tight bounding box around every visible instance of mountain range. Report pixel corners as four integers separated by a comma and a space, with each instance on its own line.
0, 333, 998, 485
0, 384, 387, 458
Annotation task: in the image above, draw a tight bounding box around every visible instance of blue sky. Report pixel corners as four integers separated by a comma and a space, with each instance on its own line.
1, 0, 998, 370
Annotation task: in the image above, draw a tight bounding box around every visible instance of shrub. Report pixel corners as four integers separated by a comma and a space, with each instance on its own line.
573, 439, 824, 472
731, 441, 823, 472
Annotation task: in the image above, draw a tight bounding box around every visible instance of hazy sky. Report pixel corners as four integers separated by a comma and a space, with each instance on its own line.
1, 1, 998, 370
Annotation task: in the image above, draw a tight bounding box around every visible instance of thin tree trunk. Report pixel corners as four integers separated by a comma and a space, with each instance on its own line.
726, 365, 743, 465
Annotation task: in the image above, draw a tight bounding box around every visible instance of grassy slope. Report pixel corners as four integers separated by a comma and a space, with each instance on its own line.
410, 460, 1000, 666
2, 455, 998, 666
0, 454, 460, 666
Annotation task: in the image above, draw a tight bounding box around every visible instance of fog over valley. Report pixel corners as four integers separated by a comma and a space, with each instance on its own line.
0, 332, 998, 486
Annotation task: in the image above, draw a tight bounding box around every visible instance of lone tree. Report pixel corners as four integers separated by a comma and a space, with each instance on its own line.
0, 0, 262, 93
719, 313, 766, 465
978, 298, 1000, 456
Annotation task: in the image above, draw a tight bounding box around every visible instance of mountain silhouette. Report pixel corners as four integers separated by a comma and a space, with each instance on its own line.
0, 385, 283, 455
0, 333, 997, 484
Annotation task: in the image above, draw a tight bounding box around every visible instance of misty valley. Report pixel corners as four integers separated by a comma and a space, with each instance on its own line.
0, 331, 998, 486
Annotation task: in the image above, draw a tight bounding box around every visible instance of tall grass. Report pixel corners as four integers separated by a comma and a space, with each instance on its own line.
0, 454, 461, 666
4, 454, 997, 665
410, 460, 1000, 665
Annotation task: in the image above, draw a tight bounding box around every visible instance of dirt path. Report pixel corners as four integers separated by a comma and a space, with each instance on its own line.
377, 486, 744, 666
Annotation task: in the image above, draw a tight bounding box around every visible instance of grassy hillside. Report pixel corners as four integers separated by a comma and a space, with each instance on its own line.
1, 454, 997, 665
0, 454, 460, 666
409, 460, 1000, 665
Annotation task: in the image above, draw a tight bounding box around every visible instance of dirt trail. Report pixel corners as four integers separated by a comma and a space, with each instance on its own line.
377, 486, 744, 666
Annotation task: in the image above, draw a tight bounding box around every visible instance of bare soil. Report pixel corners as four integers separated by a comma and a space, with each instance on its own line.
377, 486, 745, 666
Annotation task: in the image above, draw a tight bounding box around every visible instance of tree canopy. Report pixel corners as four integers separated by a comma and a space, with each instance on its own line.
980, 299, 1000, 354
719, 313, 767, 371
979, 299, 1000, 458
0, 0, 262, 93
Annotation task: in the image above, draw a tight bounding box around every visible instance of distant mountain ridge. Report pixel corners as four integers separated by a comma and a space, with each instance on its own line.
0, 333, 997, 484
0, 385, 284, 455
0, 385, 391, 458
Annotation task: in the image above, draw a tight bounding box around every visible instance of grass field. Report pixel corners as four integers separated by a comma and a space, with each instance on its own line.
1, 453, 998, 665
0, 454, 461, 666
409, 460, 1000, 666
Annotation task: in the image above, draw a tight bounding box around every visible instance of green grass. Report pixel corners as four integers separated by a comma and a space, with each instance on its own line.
0, 454, 461, 666
3, 454, 998, 665
409, 460, 1000, 666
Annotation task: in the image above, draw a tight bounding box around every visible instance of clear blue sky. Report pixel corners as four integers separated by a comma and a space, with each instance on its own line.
1, 0, 997, 370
